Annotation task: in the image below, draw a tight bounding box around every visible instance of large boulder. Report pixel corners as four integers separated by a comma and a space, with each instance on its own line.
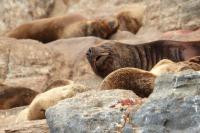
47, 37, 103, 88
46, 89, 140, 133
0, 119, 49, 133
0, 37, 68, 92
0, 0, 55, 35
131, 70, 200, 132
143, 0, 200, 31
51, 0, 145, 18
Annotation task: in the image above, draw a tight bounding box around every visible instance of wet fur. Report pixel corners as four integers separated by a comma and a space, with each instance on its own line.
100, 68, 156, 97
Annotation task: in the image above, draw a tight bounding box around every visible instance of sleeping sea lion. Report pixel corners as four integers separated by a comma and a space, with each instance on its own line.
0, 84, 38, 109
86, 40, 200, 77
150, 56, 200, 76
6, 14, 119, 43
100, 67, 156, 97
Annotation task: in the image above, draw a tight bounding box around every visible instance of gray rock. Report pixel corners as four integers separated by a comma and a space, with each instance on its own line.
149, 70, 200, 100
0, 37, 68, 92
131, 70, 200, 132
46, 89, 139, 133
133, 96, 200, 130
144, 0, 200, 31
0, 0, 54, 35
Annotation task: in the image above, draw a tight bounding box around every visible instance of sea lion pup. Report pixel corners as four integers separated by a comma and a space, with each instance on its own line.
6, 14, 119, 43
0, 84, 38, 109
150, 56, 200, 76
100, 68, 156, 97
16, 83, 89, 121
86, 40, 200, 77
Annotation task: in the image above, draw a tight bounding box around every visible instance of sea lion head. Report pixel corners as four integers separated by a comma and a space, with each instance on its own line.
86, 16, 119, 39
86, 41, 132, 77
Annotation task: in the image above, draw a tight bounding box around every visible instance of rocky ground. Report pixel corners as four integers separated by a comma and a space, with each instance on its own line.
0, 0, 200, 133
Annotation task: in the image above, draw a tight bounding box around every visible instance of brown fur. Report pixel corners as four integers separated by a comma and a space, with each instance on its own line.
86, 40, 200, 77
6, 14, 119, 43
117, 11, 142, 34
151, 56, 200, 76
0, 84, 38, 109
100, 68, 156, 97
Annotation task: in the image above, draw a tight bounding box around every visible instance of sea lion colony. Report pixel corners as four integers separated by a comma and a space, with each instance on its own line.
6, 10, 143, 43
1, 13, 200, 111
6, 14, 119, 43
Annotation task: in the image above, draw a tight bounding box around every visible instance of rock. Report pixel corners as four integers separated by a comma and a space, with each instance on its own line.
47, 37, 103, 88
0, 106, 26, 128
0, 37, 68, 92
144, 0, 200, 31
110, 31, 136, 41
149, 70, 200, 100
131, 70, 200, 131
17, 83, 90, 121
51, 0, 145, 19
0, 119, 49, 133
46, 89, 139, 133
0, 0, 55, 35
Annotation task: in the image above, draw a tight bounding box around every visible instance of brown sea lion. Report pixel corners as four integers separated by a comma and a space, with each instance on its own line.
100, 56, 200, 97
86, 40, 200, 77
0, 84, 38, 109
6, 14, 119, 43
116, 11, 142, 34
151, 56, 200, 76
100, 68, 156, 97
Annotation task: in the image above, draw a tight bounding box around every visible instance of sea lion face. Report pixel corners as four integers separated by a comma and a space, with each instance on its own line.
86, 17, 119, 39
86, 41, 126, 77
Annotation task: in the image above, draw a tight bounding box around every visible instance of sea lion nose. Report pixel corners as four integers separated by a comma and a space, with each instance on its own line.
86, 47, 94, 57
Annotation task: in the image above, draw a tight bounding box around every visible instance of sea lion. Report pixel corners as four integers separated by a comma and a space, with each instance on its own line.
151, 56, 200, 76
45, 79, 74, 91
0, 84, 38, 109
116, 11, 142, 34
6, 14, 119, 43
100, 57, 200, 97
100, 67, 156, 97
16, 83, 89, 121
86, 40, 200, 77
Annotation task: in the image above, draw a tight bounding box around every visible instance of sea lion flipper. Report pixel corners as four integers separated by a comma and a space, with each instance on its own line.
188, 56, 200, 64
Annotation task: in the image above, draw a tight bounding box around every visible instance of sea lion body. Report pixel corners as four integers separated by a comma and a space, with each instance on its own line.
151, 56, 200, 76
86, 40, 200, 77
0, 84, 38, 109
6, 14, 119, 43
100, 67, 156, 97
